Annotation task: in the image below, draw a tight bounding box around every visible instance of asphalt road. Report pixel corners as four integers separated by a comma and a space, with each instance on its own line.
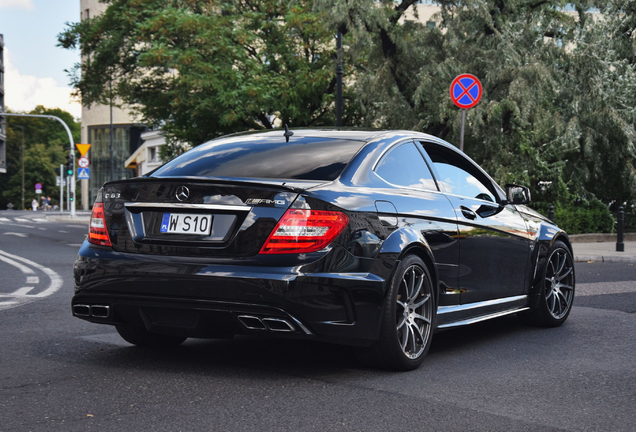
1, 210, 635, 431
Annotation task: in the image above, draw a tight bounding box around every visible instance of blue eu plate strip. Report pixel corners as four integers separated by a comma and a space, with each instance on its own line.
160, 213, 171, 233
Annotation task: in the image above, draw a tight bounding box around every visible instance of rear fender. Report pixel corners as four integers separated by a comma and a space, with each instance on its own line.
374, 227, 439, 306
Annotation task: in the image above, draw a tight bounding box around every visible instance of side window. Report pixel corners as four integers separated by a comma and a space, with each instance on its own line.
375, 142, 438, 191
420, 142, 496, 202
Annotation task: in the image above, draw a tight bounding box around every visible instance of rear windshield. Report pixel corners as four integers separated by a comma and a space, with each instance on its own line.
150, 135, 365, 181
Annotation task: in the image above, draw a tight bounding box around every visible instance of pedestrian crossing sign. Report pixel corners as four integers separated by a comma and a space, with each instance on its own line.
78, 168, 90, 179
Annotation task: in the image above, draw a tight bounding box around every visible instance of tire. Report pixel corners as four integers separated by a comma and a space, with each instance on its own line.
357, 255, 435, 371
116, 325, 187, 347
518, 240, 575, 327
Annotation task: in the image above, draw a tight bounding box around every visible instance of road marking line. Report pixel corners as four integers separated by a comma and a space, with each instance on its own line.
67, 244, 83, 247
0, 254, 35, 274
3, 232, 28, 237
38, 228, 46, 231
32, 218, 48, 222
0, 217, 11, 222
26, 276, 39, 284
0, 301, 18, 306
14, 218, 30, 222
11, 287, 34, 296
0, 249, 62, 299
0, 222, 35, 228
66, 225, 86, 228
58, 230, 69, 233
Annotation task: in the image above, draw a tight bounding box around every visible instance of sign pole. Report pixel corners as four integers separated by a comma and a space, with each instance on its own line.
60, 164, 64, 215
460, 109, 466, 152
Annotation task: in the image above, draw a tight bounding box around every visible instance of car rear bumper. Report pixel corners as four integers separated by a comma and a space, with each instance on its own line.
73, 241, 388, 346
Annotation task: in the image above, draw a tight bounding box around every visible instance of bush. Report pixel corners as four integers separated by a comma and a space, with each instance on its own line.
553, 198, 614, 234
624, 212, 636, 233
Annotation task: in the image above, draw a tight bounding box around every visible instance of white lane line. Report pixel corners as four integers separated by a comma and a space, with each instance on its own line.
66, 225, 86, 229
0, 249, 62, 299
14, 218, 30, 223
0, 301, 18, 306
58, 230, 69, 233
32, 218, 48, 222
38, 228, 46, 231
0, 222, 35, 228
10, 287, 34, 296
0, 254, 35, 274
0, 217, 11, 222
26, 276, 39, 284
3, 232, 28, 238
67, 244, 83, 247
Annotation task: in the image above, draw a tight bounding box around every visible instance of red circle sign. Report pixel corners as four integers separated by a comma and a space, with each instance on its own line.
77, 157, 90, 168
450, 74, 482, 109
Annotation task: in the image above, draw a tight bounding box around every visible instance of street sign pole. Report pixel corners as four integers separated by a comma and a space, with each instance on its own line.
1, 113, 76, 217
60, 164, 64, 214
460, 109, 466, 152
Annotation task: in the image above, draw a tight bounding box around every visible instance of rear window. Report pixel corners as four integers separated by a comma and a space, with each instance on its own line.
150, 135, 365, 181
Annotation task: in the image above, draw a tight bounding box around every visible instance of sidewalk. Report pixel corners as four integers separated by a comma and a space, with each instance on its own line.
44, 211, 91, 224
572, 241, 636, 263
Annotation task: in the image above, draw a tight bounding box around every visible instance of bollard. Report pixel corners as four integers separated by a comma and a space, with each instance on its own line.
547, 206, 555, 222
617, 206, 625, 252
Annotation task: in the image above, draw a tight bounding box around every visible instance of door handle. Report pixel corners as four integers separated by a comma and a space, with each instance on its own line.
460, 206, 477, 220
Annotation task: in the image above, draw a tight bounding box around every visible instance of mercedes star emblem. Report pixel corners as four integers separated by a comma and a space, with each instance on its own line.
175, 186, 190, 202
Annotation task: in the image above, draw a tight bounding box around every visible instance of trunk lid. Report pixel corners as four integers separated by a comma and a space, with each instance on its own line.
99, 178, 322, 257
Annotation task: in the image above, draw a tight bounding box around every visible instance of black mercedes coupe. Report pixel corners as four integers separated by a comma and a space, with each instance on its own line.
72, 129, 575, 370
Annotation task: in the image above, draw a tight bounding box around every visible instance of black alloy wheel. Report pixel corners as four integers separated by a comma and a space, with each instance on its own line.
116, 325, 187, 347
519, 240, 575, 327
357, 255, 435, 370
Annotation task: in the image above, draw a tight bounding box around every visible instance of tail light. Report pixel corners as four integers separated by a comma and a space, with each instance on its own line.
88, 202, 112, 247
260, 209, 349, 254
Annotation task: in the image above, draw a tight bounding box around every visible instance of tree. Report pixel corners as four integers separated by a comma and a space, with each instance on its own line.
58, 0, 342, 151
0, 106, 80, 209
318, 0, 636, 208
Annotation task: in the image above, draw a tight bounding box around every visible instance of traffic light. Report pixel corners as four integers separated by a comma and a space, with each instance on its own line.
70, 191, 74, 202
66, 154, 74, 177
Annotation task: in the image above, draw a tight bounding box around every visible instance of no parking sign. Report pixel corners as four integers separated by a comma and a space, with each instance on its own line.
450, 74, 482, 152
450, 74, 482, 109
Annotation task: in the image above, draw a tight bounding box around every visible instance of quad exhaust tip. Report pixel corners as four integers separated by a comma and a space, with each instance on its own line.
238, 315, 295, 332
73, 304, 110, 319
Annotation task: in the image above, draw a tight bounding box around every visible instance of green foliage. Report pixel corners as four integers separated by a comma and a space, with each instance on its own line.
58, 0, 341, 147
554, 198, 615, 234
0, 106, 80, 209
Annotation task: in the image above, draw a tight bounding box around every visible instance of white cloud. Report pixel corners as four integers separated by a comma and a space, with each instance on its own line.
0, 0, 35, 10
3, 48, 82, 119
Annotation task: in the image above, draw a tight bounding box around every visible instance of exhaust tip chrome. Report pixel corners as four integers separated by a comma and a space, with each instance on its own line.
238, 315, 267, 330
90, 305, 110, 318
262, 318, 295, 332
73, 304, 91, 317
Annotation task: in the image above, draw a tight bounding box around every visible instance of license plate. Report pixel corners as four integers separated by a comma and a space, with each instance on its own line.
160, 213, 212, 235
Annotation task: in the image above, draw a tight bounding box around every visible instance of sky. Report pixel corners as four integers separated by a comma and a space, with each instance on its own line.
0, 0, 82, 118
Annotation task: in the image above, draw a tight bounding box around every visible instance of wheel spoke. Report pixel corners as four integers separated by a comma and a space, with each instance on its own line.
412, 294, 430, 309
397, 315, 406, 330
400, 324, 409, 349
549, 292, 556, 314
412, 273, 423, 300
557, 252, 566, 274
411, 322, 425, 346
408, 268, 416, 299
408, 323, 417, 352
412, 312, 431, 325
560, 284, 574, 291
557, 267, 572, 281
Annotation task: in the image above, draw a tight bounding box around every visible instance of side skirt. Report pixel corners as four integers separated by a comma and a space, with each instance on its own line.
436, 295, 529, 329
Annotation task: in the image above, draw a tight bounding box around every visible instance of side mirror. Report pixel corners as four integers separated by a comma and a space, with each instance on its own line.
505, 184, 531, 205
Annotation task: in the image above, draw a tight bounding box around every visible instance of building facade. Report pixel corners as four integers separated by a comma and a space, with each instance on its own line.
79, 0, 145, 208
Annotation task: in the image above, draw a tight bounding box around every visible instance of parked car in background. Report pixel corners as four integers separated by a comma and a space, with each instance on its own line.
72, 129, 575, 370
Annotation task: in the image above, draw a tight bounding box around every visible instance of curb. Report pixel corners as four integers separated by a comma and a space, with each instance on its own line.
574, 255, 636, 263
